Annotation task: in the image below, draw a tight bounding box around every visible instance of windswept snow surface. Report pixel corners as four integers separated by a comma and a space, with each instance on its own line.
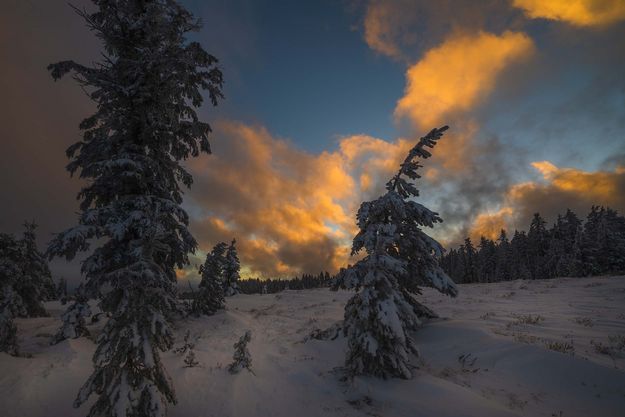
2, 276, 625, 417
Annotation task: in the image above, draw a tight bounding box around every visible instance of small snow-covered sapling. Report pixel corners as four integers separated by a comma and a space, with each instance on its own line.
50, 284, 91, 345
183, 349, 199, 367
174, 330, 195, 355
176, 330, 200, 367
228, 330, 253, 374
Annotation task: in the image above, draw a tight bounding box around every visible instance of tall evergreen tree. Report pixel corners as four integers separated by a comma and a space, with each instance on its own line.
582, 206, 625, 275
461, 238, 478, 283
510, 230, 531, 281
542, 210, 581, 278
223, 239, 241, 296
0, 224, 53, 319
561, 209, 582, 246
451, 246, 467, 283
340, 126, 457, 379
46, 1, 223, 415
193, 242, 227, 315
343, 224, 420, 379
545, 214, 566, 278
527, 213, 549, 279
601, 207, 625, 273
0, 310, 18, 356
0, 233, 28, 319
477, 236, 496, 283
0, 234, 22, 355
567, 225, 585, 277
495, 230, 512, 281
19, 222, 55, 314
581, 206, 603, 275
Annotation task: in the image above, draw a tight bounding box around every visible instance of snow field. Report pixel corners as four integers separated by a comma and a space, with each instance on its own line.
1, 276, 624, 417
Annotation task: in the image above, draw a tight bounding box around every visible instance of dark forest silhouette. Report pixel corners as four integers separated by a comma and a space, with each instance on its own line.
440, 206, 625, 284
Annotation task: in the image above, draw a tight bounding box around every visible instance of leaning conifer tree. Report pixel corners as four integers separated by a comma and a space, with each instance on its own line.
193, 242, 227, 315
223, 239, 241, 296
46, 1, 223, 416
341, 126, 458, 379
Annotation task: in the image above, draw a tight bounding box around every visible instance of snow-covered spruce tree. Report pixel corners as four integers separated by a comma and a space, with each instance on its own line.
192, 242, 227, 315
460, 238, 479, 284
0, 234, 22, 355
51, 284, 92, 345
227, 330, 252, 374
175, 330, 199, 367
173, 330, 194, 355
495, 230, 512, 281
0, 225, 53, 318
183, 348, 199, 368
527, 213, 549, 279
223, 239, 241, 296
46, 1, 223, 416
343, 223, 419, 378
582, 206, 625, 275
0, 233, 28, 319
341, 126, 457, 379
348, 127, 457, 318
0, 310, 19, 356
19, 222, 55, 312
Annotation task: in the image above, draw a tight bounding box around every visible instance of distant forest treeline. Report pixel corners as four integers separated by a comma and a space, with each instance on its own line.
179, 205, 625, 299
440, 206, 625, 283
180, 272, 334, 298
238, 272, 333, 294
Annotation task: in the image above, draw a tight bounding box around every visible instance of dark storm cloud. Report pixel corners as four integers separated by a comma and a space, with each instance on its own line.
426, 132, 521, 245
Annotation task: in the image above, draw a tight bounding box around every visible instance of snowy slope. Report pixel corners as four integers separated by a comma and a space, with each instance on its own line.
1, 276, 624, 417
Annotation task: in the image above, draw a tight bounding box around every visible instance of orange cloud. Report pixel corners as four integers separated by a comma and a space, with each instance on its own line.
186, 122, 357, 278
513, 0, 625, 26
183, 120, 475, 279
395, 31, 534, 129
184, 122, 436, 279
469, 207, 515, 241
337, 133, 414, 196
363, 0, 414, 60
530, 160, 622, 198
467, 161, 625, 240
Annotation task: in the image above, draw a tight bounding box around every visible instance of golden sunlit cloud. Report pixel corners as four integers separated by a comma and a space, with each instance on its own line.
395, 31, 534, 129
185, 121, 427, 279
525, 160, 623, 201
513, 0, 625, 26
469, 207, 515, 241
186, 121, 355, 277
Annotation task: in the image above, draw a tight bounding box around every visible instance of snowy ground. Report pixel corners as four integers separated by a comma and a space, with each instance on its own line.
2, 276, 625, 417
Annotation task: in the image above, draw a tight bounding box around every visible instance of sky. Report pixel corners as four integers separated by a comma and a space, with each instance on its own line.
1, 0, 624, 284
